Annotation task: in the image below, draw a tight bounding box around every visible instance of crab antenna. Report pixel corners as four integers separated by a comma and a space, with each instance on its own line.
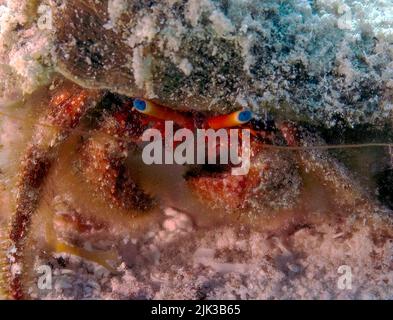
207, 110, 254, 129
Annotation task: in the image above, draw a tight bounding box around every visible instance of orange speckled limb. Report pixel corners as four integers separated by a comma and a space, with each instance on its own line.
4, 81, 103, 299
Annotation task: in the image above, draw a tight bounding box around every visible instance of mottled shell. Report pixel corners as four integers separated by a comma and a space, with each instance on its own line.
52, 0, 393, 126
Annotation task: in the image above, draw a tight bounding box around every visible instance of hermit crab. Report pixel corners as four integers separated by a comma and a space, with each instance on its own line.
1, 0, 393, 299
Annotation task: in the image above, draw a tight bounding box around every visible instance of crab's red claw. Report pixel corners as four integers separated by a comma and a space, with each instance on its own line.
186, 148, 302, 214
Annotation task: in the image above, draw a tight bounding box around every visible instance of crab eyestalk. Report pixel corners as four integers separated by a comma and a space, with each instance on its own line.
206, 110, 253, 129
4, 81, 103, 299
133, 99, 194, 129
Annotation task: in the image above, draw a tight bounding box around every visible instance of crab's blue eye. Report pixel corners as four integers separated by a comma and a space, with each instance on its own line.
133, 99, 147, 112
238, 110, 253, 123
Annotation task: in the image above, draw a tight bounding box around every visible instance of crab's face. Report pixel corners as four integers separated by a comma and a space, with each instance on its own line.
68, 91, 304, 215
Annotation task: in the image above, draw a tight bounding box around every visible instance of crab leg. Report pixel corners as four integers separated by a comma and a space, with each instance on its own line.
6, 81, 102, 299
78, 109, 155, 211
280, 122, 369, 208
